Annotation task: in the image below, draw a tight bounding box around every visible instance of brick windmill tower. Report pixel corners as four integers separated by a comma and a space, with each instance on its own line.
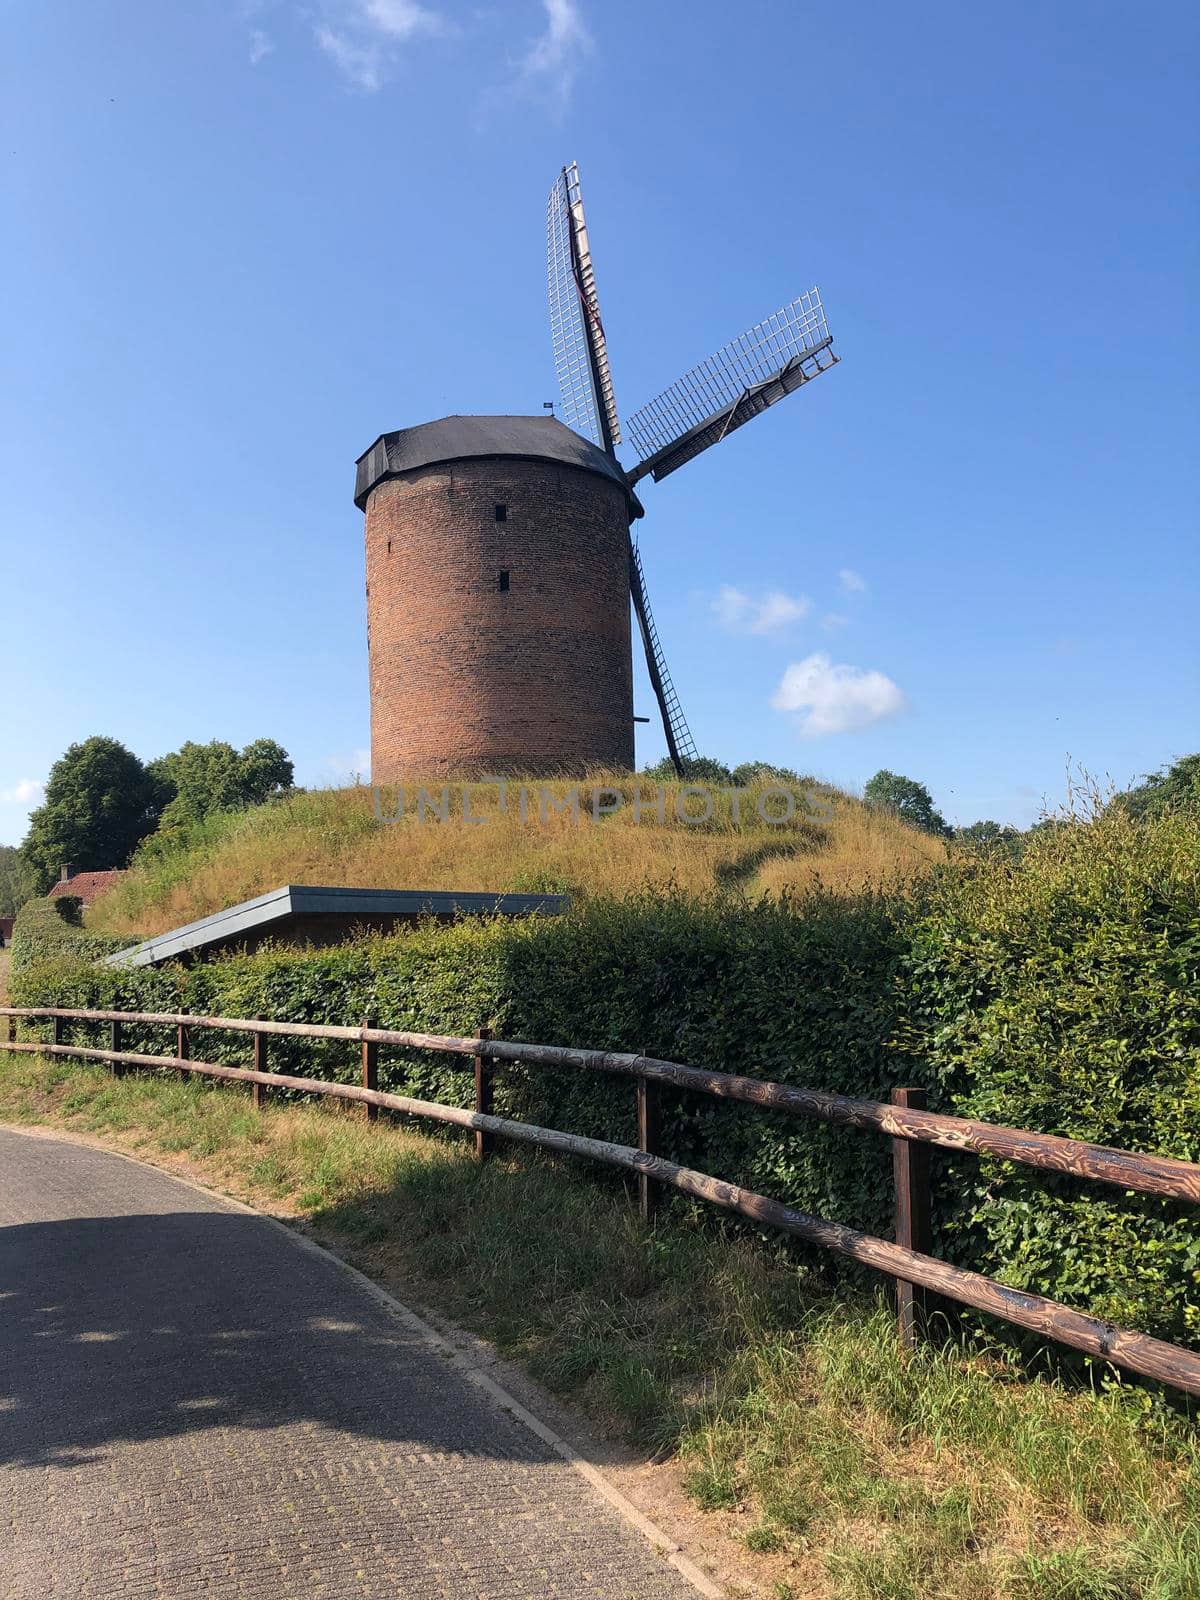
355, 161, 838, 784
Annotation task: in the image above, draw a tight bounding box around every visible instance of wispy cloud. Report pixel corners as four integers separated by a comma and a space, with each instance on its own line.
361, 0, 442, 37
0, 778, 44, 807
522, 0, 590, 74
319, 749, 372, 784
771, 653, 906, 737
838, 567, 866, 593
497, 0, 591, 114
248, 27, 273, 64
316, 0, 446, 91
713, 584, 811, 636
821, 612, 848, 632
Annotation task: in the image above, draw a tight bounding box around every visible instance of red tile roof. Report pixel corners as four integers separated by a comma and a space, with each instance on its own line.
47, 870, 124, 905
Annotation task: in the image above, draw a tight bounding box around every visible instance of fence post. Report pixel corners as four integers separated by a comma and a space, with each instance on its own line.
6, 1015, 15, 1044
52, 1014, 65, 1048
474, 1026, 494, 1163
892, 1085, 932, 1347
110, 1017, 124, 1078
361, 1017, 378, 1123
177, 1008, 190, 1078
252, 1016, 268, 1111
636, 1060, 661, 1224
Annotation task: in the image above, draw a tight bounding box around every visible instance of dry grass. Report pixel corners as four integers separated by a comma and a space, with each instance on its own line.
90, 775, 946, 938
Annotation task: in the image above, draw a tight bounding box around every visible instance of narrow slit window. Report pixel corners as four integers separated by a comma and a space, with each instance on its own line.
498, 570, 510, 592
494, 503, 507, 522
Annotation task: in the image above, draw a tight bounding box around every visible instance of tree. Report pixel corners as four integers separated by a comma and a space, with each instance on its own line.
0, 844, 37, 917
150, 738, 294, 830
1114, 754, 1200, 822
729, 761, 802, 786
642, 755, 733, 785
237, 738, 294, 805
863, 769, 951, 836
955, 819, 1022, 857
956, 820, 1010, 844
20, 737, 163, 891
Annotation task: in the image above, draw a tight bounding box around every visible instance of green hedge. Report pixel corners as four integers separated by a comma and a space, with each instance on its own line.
9, 896, 135, 977
9, 806, 1199, 1353
11, 894, 912, 1256
901, 807, 1200, 1348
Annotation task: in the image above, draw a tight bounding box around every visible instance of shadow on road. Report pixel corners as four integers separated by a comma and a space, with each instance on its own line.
0, 1207, 553, 1470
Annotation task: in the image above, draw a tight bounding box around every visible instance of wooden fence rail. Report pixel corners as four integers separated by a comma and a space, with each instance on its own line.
2, 1004, 1198, 1399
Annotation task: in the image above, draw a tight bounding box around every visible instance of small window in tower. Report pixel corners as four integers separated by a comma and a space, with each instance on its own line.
498, 570, 510, 593
387, 539, 392, 554
494, 503, 507, 522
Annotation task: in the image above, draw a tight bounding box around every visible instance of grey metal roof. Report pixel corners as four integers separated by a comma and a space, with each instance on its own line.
105, 884, 570, 969
354, 415, 642, 516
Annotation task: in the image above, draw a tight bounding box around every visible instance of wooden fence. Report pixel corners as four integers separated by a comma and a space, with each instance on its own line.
3, 1003, 1199, 1398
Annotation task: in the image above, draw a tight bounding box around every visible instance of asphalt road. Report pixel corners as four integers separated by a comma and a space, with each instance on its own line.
0, 1128, 700, 1600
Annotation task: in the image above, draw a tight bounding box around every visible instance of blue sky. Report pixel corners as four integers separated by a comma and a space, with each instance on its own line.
2, 0, 1197, 844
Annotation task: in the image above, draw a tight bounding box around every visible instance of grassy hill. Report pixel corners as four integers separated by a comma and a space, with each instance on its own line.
88, 774, 946, 939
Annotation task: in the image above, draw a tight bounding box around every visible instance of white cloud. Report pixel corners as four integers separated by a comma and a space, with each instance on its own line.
311, 1, 591, 106
316, 25, 385, 89
771, 653, 906, 737
512, 0, 592, 109
713, 584, 810, 636
361, 0, 441, 37
316, 0, 445, 91
523, 0, 590, 69
821, 612, 848, 632
839, 567, 866, 593
0, 778, 44, 807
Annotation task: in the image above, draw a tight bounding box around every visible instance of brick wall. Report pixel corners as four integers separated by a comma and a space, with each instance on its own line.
364, 456, 635, 781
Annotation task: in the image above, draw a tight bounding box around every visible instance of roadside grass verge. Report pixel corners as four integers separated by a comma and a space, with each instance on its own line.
2, 1053, 1196, 1600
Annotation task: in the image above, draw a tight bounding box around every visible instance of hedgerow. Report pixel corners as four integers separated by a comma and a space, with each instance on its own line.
9, 896, 135, 976
900, 803, 1200, 1347
9, 803, 1198, 1353
11, 893, 913, 1257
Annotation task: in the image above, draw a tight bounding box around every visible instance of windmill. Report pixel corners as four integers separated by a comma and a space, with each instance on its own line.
547, 161, 839, 776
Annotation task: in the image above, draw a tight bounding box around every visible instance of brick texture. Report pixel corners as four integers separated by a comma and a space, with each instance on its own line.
364, 457, 635, 782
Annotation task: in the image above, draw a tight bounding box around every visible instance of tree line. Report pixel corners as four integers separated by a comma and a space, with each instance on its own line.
8, 735, 294, 903
647, 754, 1200, 844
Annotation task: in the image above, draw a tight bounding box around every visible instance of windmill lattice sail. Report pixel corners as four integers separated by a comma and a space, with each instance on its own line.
547, 162, 621, 454
547, 162, 839, 778
626, 291, 836, 483
629, 540, 698, 772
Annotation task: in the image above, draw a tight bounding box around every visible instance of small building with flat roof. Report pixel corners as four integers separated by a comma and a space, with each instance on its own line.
105, 884, 569, 969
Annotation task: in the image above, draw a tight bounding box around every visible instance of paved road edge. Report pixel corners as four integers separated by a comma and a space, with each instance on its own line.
0, 1122, 724, 1600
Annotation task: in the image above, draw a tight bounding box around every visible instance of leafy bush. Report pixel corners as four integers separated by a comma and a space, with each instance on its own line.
12, 892, 913, 1255
902, 803, 1200, 1345
1114, 753, 1200, 823
9, 897, 135, 976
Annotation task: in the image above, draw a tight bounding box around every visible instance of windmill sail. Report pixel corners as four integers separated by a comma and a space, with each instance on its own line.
625, 291, 836, 484
547, 162, 621, 454
629, 537, 698, 772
